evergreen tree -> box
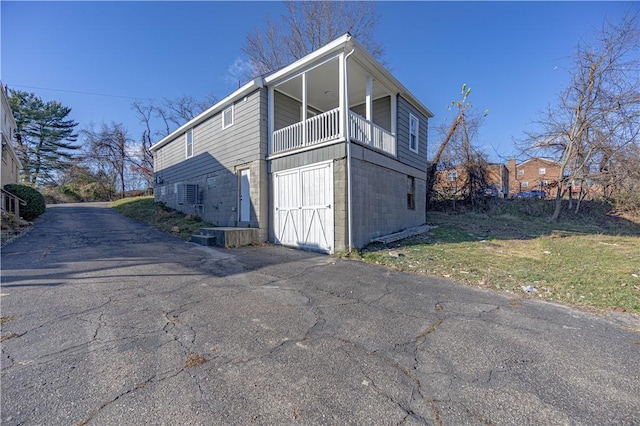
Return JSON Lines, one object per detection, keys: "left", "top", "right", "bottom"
{"left": 9, "top": 90, "right": 79, "bottom": 187}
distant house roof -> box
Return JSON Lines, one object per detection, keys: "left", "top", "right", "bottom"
{"left": 516, "top": 157, "right": 560, "bottom": 167}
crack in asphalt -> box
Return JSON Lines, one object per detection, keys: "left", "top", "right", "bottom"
{"left": 74, "top": 368, "right": 183, "bottom": 426}
{"left": 0, "top": 298, "right": 114, "bottom": 344}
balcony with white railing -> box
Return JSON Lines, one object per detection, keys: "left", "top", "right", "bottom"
{"left": 348, "top": 111, "right": 396, "bottom": 156}
{"left": 272, "top": 108, "right": 340, "bottom": 154}
{"left": 271, "top": 108, "right": 396, "bottom": 157}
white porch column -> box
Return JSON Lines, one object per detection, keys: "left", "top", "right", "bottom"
{"left": 391, "top": 93, "right": 397, "bottom": 136}
{"left": 302, "top": 72, "right": 307, "bottom": 145}
{"left": 366, "top": 76, "right": 373, "bottom": 142}
{"left": 338, "top": 52, "right": 346, "bottom": 140}
{"left": 268, "top": 86, "right": 274, "bottom": 154}
{"left": 391, "top": 93, "right": 397, "bottom": 155}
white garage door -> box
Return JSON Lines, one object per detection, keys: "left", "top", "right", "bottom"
{"left": 274, "top": 162, "right": 334, "bottom": 253}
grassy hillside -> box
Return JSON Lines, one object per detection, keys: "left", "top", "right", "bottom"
{"left": 360, "top": 200, "right": 640, "bottom": 314}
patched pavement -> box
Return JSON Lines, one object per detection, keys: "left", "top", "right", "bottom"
{"left": 1, "top": 203, "right": 639, "bottom": 425}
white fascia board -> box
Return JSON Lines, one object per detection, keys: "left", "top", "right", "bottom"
{"left": 263, "top": 33, "right": 352, "bottom": 86}
{"left": 150, "top": 78, "right": 264, "bottom": 152}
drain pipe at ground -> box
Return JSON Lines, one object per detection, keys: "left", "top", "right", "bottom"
{"left": 344, "top": 45, "right": 355, "bottom": 253}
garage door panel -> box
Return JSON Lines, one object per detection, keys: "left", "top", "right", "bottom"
{"left": 274, "top": 162, "right": 333, "bottom": 253}
{"left": 286, "top": 211, "right": 301, "bottom": 243}
{"left": 302, "top": 208, "right": 329, "bottom": 248}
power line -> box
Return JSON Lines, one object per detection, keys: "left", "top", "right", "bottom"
{"left": 6, "top": 84, "right": 157, "bottom": 102}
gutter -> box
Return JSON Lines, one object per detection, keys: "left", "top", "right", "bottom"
{"left": 344, "top": 45, "right": 356, "bottom": 253}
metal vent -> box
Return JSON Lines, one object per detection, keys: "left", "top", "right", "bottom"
{"left": 177, "top": 184, "right": 199, "bottom": 205}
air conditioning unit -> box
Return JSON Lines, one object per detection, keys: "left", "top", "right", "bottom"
{"left": 177, "top": 183, "right": 199, "bottom": 205}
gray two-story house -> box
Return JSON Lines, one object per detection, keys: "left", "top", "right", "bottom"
{"left": 150, "top": 34, "right": 433, "bottom": 253}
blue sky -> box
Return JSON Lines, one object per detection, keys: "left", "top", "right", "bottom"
{"left": 1, "top": 1, "right": 636, "bottom": 162}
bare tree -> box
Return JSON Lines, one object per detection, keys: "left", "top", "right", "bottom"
{"left": 131, "top": 94, "right": 217, "bottom": 188}
{"left": 131, "top": 101, "right": 156, "bottom": 188}
{"left": 525, "top": 13, "right": 640, "bottom": 219}
{"left": 426, "top": 84, "right": 489, "bottom": 207}
{"left": 242, "top": 1, "right": 383, "bottom": 77}
{"left": 83, "top": 123, "right": 133, "bottom": 198}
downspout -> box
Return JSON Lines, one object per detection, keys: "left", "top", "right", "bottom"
{"left": 344, "top": 46, "right": 355, "bottom": 253}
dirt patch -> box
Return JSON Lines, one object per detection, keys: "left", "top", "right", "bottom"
{"left": 0, "top": 332, "right": 18, "bottom": 342}
{"left": 0, "top": 315, "right": 16, "bottom": 325}
{"left": 184, "top": 352, "right": 209, "bottom": 369}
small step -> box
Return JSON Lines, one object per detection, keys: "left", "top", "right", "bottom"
{"left": 191, "top": 234, "right": 216, "bottom": 246}
{"left": 193, "top": 227, "right": 259, "bottom": 248}
{"left": 199, "top": 228, "right": 219, "bottom": 237}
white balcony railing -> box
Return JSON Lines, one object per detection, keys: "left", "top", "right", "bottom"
{"left": 349, "top": 111, "right": 396, "bottom": 156}
{"left": 271, "top": 108, "right": 396, "bottom": 157}
{"left": 273, "top": 108, "right": 340, "bottom": 154}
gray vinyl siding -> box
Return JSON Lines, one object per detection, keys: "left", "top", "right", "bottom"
{"left": 396, "top": 95, "right": 428, "bottom": 171}
{"left": 350, "top": 96, "right": 391, "bottom": 131}
{"left": 153, "top": 88, "right": 267, "bottom": 233}
{"left": 155, "top": 89, "right": 265, "bottom": 182}
{"left": 269, "top": 143, "right": 346, "bottom": 173}
{"left": 274, "top": 90, "right": 301, "bottom": 131}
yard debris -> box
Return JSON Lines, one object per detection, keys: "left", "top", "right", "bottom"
{"left": 371, "top": 224, "right": 437, "bottom": 245}
{"left": 521, "top": 285, "right": 537, "bottom": 293}
{"left": 543, "top": 250, "right": 551, "bottom": 255}
{"left": 388, "top": 250, "right": 405, "bottom": 258}
{"left": 171, "top": 226, "right": 180, "bottom": 234}
{"left": 612, "top": 306, "right": 626, "bottom": 313}
{"left": 632, "top": 273, "right": 639, "bottom": 278}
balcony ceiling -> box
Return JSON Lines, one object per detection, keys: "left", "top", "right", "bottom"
{"left": 276, "top": 57, "right": 389, "bottom": 112}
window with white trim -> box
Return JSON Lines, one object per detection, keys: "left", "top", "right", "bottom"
{"left": 517, "top": 169, "right": 524, "bottom": 176}
{"left": 539, "top": 167, "right": 546, "bottom": 175}
{"left": 222, "top": 105, "right": 234, "bottom": 129}
{"left": 409, "top": 114, "right": 419, "bottom": 153}
{"left": 446, "top": 170, "right": 458, "bottom": 182}
{"left": 521, "top": 181, "right": 529, "bottom": 188}
{"left": 185, "top": 129, "right": 193, "bottom": 158}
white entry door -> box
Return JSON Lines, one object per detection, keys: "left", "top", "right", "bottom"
{"left": 239, "top": 169, "right": 251, "bottom": 222}
{"left": 274, "top": 162, "right": 333, "bottom": 253}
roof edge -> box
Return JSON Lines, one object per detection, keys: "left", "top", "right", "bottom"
{"left": 150, "top": 77, "right": 264, "bottom": 152}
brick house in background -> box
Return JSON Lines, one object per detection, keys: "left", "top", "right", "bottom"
{"left": 434, "top": 162, "right": 509, "bottom": 197}
{"left": 508, "top": 158, "right": 562, "bottom": 197}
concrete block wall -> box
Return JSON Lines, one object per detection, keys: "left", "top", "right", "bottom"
{"left": 155, "top": 158, "right": 268, "bottom": 242}
{"left": 350, "top": 158, "right": 426, "bottom": 248}
{"left": 333, "top": 158, "right": 348, "bottom": 252}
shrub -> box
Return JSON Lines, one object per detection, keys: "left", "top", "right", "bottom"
{"left": 3, "top": 184, "right": 46, "bottom": 221}
{"left": 1, "top": 211, "right": 19, "bottom": 229}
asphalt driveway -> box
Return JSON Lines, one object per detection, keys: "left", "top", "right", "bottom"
{"left": 1, "top": 203, "right": 639, "bottom": 425}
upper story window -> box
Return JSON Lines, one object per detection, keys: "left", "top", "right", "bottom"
{"left": 539, "top": 167, "right": 546, "bottom": 175}
{"left": 517, "top": 169, "right": 524, "bottom": 176}
{"left": 222, "top": 105, "right": 234, "bottom": 129}
{"left": 409, "top": 114, "right": 419, "bottom": 153}
{"left": 446, "top": 170, "right": 458, "bottom": 182}
{"left": 185, "top": 129, "right": 194, "bottom": 158}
